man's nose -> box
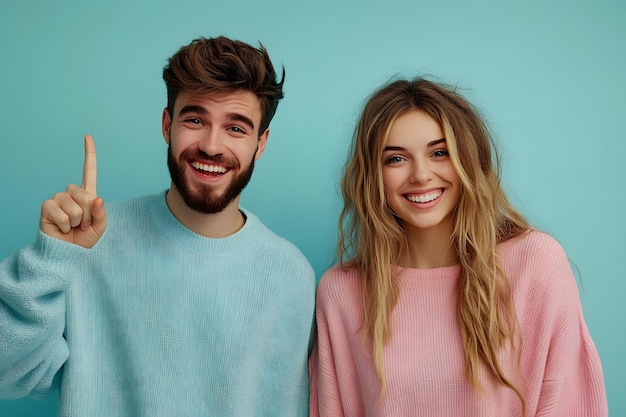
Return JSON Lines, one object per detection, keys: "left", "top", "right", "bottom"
{"left": 198, "top": 129, "right": 224, "bottom": 156}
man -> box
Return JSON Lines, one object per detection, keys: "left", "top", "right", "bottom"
{"left": 0, "top": 36, "right": 315, "bottom": 416}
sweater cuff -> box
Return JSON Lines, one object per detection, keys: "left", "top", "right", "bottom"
{"left": 33, "top": 232, "right": 91, "bottom": 274}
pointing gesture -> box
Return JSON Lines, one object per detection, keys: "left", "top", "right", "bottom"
{"left": 81, "top": 133, "right": 98, "bottom": 195}
{"left": 40, "top": 134, "right": 107, "bottom": 248}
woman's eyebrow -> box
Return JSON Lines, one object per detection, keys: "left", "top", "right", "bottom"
{"left": 428, "top": 138, "right": 446, "bottom": 147}
{"left": 383, "top": 146, "right": 406, "bottom": 152}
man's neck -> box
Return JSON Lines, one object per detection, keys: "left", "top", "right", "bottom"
{"left": 165, "top": 187, "right": 246, "bottom": 238}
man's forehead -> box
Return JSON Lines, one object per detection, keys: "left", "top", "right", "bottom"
{"left": 175, "top": 90, "right": 261, "bottom": 113}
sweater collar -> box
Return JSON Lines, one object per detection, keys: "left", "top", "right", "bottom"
{"left": 149, "top": 190, "right": 263, "bottom": 255}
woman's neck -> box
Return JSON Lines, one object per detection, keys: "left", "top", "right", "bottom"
{"left": 400, "top": 222, "right": 459, "bottom": 269}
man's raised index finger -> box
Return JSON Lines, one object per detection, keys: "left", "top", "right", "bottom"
{"left": 81, "top": 134, "right": 98, "bottom": 195}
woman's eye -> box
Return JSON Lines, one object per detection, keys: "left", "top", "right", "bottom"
{"left": 432, "top": 149, "right": 449, "bottom": 158}
{"left": 385, "top": 155, "right": 404, "bottom": 165}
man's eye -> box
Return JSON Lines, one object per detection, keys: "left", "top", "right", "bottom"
{"left": 185, "top": 118, "right": 201, "bottom": 125}
{"left": 228, "top": 126, "right": 245, "bottom": 133}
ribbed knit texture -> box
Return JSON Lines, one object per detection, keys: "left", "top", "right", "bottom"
{"left": 310, "top": 231, "right": 607, "bottom": 416}
{"left": 0, "top": 191, "right": 316, "bottom": 417}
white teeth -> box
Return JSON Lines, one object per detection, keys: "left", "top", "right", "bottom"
{"left": 191, "top": 162, "right": 227, "bottom": 173}
{"left": 407, "top": 189, "right": 442, "bottom": 203}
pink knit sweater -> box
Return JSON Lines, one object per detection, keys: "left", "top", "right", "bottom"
{"left": 310, "top": 231, "right": 607, "bottom": 416}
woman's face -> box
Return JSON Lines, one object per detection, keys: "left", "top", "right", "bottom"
{"left": 381, "top": 110, "right": 461, "bottom": 237}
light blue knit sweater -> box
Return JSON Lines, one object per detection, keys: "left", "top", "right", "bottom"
{"left": 0, "top": 192, "right": 316, "bottom": 416}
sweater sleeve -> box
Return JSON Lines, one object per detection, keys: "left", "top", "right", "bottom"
{"left": 533, "top": 239, "right": 608, "bottom": 417}
{"left": 271, "top": 261, "right": 317, "bottom": 417}
{"left": 310, "top": 272, "right": 346, "bottom": 417}
{"left": 0, "top": 232, "right": 83, "bottom": 399}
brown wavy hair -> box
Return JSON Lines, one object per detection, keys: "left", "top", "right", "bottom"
{"left": 339, "top": 77, "right": 530, "bottom": 413}
{"left": 163, "top": 36, "right": 285, "bottom": 134}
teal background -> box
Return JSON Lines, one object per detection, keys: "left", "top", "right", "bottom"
{"left": 1, "top": 0, "right": 624, "bottom": 415}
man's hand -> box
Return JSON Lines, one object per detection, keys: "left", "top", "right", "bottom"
{"left": 40, "top": 134, "right": 107, "bottom": 248}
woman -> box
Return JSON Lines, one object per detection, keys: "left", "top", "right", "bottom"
{"left": 310, "top": 78, "right": 607, "bottom": 416}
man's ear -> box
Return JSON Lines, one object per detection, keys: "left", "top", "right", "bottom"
{"left": 162, "top": 108, "right": 172, "bottom": 144}
{"left": 255, "top": 128, "right": 270, "bottom": 160}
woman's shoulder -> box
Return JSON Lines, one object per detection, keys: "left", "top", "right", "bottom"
{"left": 499, "top": 229, "right": 567, "bottom": 262}
{"left": 317, "top": 262, "right": 362, "bottom": 303}
{"left": 500, "top": 230, "right": 577, "bottom": 295}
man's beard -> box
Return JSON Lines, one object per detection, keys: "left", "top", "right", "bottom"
{"left": 167, "top": 145, "right": 255, "bottom": 214}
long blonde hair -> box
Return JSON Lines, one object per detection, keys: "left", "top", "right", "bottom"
{"left": 339, "top": 77, "right": 530, "bottom": 412}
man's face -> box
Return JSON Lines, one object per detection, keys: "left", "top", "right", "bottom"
{"left": 162, "top": 90, "right": 268, "bottom": 214}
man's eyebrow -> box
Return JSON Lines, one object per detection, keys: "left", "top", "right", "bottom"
{"left": 176, "top": 107, "right": 255, "bottom": 131}
{"left": 226, "top": 112, "right": 255, "bottom": 130}
{"left": 178, "top": 105, "right": 208, "bottom": 117}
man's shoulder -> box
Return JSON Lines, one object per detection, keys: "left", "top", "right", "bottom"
{"left": 242, "top": 209, "right": 313, "bottom": 268}
{"left": 98, "top": 193, "right": 168, "bottom": 240}
{"left": 242, "top": 209, "right": 298, "bottom": 247}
